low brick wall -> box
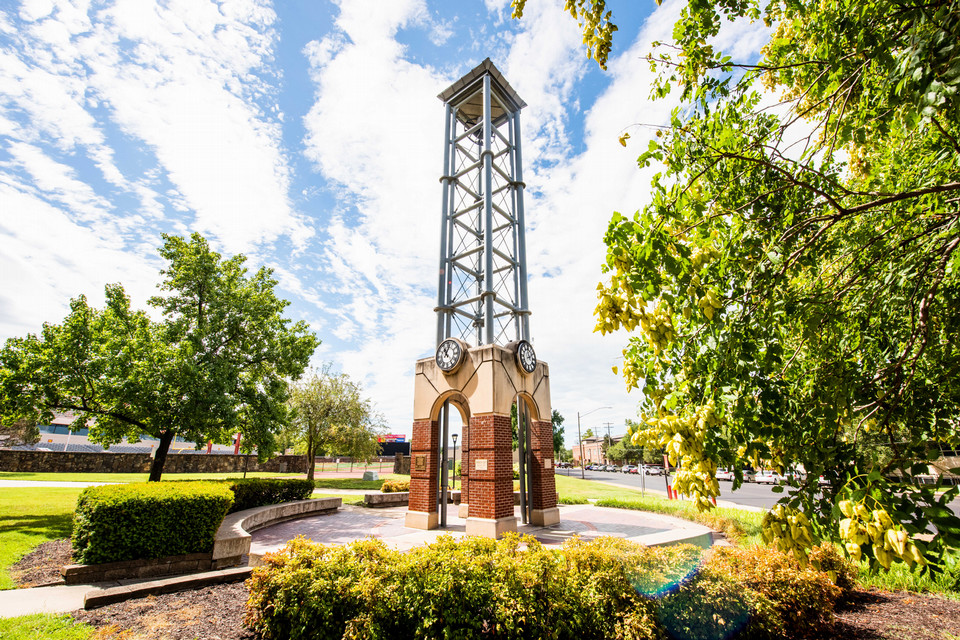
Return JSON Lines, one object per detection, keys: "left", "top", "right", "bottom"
{"left": 63, "top": 553, "right": 214, "bottom": 585}
{"left": 0, "top": 449, "right": 306, "bottom": 474}
{"left": 215, "top": 497, "right": 341, "bottom": 568}
{"left": 63, "top": 497, "right": 342, "bottom": 584}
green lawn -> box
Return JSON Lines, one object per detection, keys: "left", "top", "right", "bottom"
{"left": 312, "top": 474, "right": 404, "bottom": 491}
{"left": 0, "top": 487, "right": 81, "bottom": 590}
{"left": 0, "top": 614, "right": 93, "bottom": 639}
{"left": 313, "top": 492, "right": 365, "bottom": 506}
{"left": 555, "top": 474, "right": 653, "bottom": 501}
{"left": 0, "top": 471, "right": 297, "bottom": 483}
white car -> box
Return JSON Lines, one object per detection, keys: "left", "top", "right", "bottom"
{"left": 640, "top": 465, "right": 664, "bottom": 476}
{"left": 755, "top": 470, "right": 782, "bottom": 484}
{"left": 715, "top": 467, "right": 734, "bottom": 481}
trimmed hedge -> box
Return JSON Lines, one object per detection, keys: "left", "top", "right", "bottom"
{"left": 245, "top": 535, "right": 848, "bottom": 640}
{"left": 225, "top": 478, "right": 314, "bottom": 513}
{"left": 72, "top": 482, "right": 234, "bottom": 565}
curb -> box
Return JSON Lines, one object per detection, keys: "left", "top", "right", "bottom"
{"left": 83, "top": 566, "right": 252, "bottom": 609}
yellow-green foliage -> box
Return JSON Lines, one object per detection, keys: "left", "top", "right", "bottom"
{"left": 245, "top": 534, "right": 845, "bottom": 640}
{"left": 72, "top": 481, "right": 233, "bottom": 565}
{"left": 380, "top": 478, "right": 410, "bottom": 493}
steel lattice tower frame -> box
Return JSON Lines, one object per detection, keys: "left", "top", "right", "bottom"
{"left": 435, "top": 58, "right": 530, "bottom": 348}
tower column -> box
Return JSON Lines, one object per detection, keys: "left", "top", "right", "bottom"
{"left": 465, "top": 412, "right": 517, "bottom": 537}
{"left": 405, "top": 418, "right": 440, "bottom": 530}
{"left": 529, "top": 418, "right": 559, "bottom": 525}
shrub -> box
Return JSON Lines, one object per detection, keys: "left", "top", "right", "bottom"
{"left": 808, "top": 542, "right": 858, "bottom": 596}
{"left": 245, "top": 535, "right": 843, "bottom": 640}
{"left": 706, "top": 545, "right": 841, "bottom": 639}
{"left": 225, "top": 478, "right": 314, "bottom": 513}
{"left": 381, "top": 478, "right": 410, "bottom": 493}
{"left": 558, "top": 495, "right": 589, "bottom": 505}
{"left": 72, "top": 482, "right": 233, "bottom": 565}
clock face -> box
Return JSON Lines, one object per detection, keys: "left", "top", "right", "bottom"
{"left": 436, "top": 338, "right": 464, "bottom": 373}
{"left": 517, "top": 340, "right": 537, "bottom": 374}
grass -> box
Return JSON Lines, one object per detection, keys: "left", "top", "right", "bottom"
{"left": 313, "top": 492, "right": 364, "bottom": 506}
{"left": 0, "top": 487, "right": 81, "bottom": 589}
{"left": 554, "top": 474, "right": 653, "bottom": 501}
{"left": 0, "top": 614, "right": 94, "bottom": 639}
{"left": 312, "top": 476, "right": 403, "bottom": 490}
{"left": 0, "top": 471, "right": 297, "bottom": 483}
{"left": 855, "top": 552, "right": 960, "bottom": 600}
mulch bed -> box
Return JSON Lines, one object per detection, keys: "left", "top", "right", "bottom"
{"left": 13, "top": 540, "right": 960, "bottom": 639}
{"left": 10, "top": 538, "right": 71, "bottom": 587}
{"left": 73, "top": 583, "right": 256, "bottom": 640}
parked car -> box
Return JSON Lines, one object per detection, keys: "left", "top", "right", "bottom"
{"left": 781, "top": 470, "right": 805, "bottom": 484}
{"left": 640, "top": 465, "right": 664, "bottom": 476}
{"left": 605, "top": 464, "right": 618, "bottom": 472}
{"left": 755, "top": 470, "right": 783, "bottom": 484}
{"left": 628, "top": 466, "right": 640, "bottom": 474}
{"left": 740, "top": 467, "right": 757, "bottom": 483}
{"left": 715, "top": 467, "right": 734, "bottom": 481}
{"left": 622, "top": 465, "right": 637, "bottom": 474}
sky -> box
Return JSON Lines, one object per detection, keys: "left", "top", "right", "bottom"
{"left": 0, "top": 0, "right": 768, "bottom": 448}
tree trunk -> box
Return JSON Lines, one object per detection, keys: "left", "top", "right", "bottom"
{"left": 306, "top": 432, "right": 316, "bottom": 482}
{"left": 149, "top": 430, "right": 176, "bottom": 481}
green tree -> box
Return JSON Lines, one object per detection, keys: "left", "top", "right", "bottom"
{"left": 0, "top": 234, "right": 318, "bottom": 481}
{"left": 515, "top": 0, "right": 960, "bottom": 570}
{"left": 607, "top": 436, "right": 644, "bottom": 465}
{"left": 551, "top": 409, "right": 565, "bottom": 457}
{"left": 287, "top": 367, "right": 384, "bottom": 481}
{"left": 0, "top": 418, "right": 39, "bottom": 448}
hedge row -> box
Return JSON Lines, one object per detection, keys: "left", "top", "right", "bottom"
{"left": 225, "top": 478, "right": 314, "bottom": 513}
{"left": 72, "top": 478, "right": 314, "bottom": 565}
{"left": 245, "top": 535, "right": 852, "bottom": 640}
{"left": 72, "top": 482, "right": 233, "bottom": 565}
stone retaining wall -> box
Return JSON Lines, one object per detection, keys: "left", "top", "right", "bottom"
{"left": 63, "top": 553, "right": 215, "bottom": 585}
{"left": 0, "top": 449, "right": 306, "bottom": 474}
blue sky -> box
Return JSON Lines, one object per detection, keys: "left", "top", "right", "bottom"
{"left": 0, "top": 0, "right": 767, "bottom": 447}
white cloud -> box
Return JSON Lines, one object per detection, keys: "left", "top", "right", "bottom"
{"left": 0, "top": 181, "right": 159, "bottom": 337}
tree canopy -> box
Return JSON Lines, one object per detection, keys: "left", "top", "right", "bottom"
{"left": 286, "top": 367, "right": 384, "bottom": 481}
{"left": 0, "top": 233, "right": 319, "bottom": 480}
{"left": 551, "top": 409, "right": 566, "bottom": 456}
{"left": 515, "top": 0, "right": 960, "bottom": 570}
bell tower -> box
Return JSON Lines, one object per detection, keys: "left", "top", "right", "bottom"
{"left": 405, "top": 59, "right": 559, "bottom": 538}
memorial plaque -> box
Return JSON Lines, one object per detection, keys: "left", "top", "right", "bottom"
{"left": 414, "top": 454, "right": 427, "bottom": 472}
{"left": 475, "top": 458, "right": 488, "bottom": 471}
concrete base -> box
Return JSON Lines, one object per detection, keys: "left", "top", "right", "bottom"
{"left": 465, "top": 516, "right": 517, "bottom": 539}
{"left": 404, "top": 510, "right": 439, "bottom": 530}
{"left": 530, "top": 507, "right": 560, "bottom": 526}
{"left": 458, "top": 502, "right": 469, "bottom": 518}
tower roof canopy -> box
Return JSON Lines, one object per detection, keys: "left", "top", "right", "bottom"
{"left": 438, "top": 58, "right": 526, "bottom": 125}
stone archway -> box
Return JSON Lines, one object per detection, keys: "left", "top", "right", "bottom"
{"left": 405, "top": 343, "right": 558, "bottom": 537}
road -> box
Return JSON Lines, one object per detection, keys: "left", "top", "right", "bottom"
{"left": 555, "top": 467, "right": 960, "bottom": 515}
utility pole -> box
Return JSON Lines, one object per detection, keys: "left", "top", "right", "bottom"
{"left": 577, "top": 407, "right": 611, "bottom": 478}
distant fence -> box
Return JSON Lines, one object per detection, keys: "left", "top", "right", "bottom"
{"left": 0, "top": 449, "right": 307, "bottom": 474}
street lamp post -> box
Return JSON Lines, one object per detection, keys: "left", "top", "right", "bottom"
{"left": 577, "top": 406, "right": 611, "bottom": 479}
{"left": 451, "top": 433, "right": 458, "bottom": 490}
